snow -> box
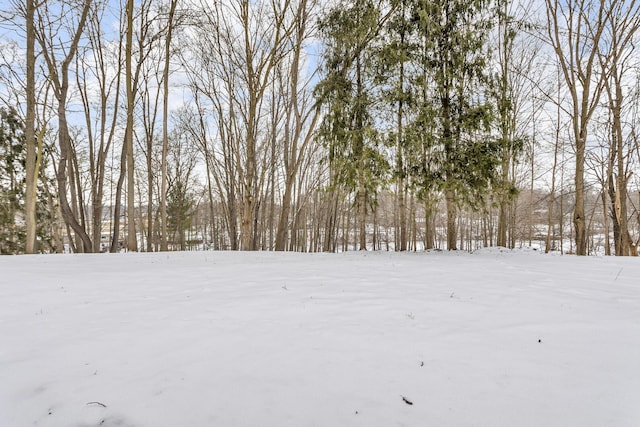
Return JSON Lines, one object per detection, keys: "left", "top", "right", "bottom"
{"left": 0, "top": 250, "right": 639, "bottom": 427}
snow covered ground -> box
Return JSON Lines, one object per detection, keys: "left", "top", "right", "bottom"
{"left": 0, "top": 249, "right": 638, "bottom": 427}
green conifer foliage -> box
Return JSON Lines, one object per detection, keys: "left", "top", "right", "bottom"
{"left": 0, "top": 107, "right": 26, "bottom": 254}
{"left": 167, "top": 182, "right": 195, "bottom": 251}
{"left": 317, "top": 0, "right": 504, "bottom": 250}
{"left": 409, "top": 0, "right": 499, "bottom": 249}
{"left": 316, "top": 0, "right": 389, "bottom": 250}
{"left": 0, "top": 107, "right": 56, "bottom": 254}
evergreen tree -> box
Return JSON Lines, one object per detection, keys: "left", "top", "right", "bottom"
{"left": 316, "top": 0, "right": 389, "bottom": 250}
{"left": 0, "top": 107, "right": 55, "bottom": 254}
{"left": 411, "top": 0, "right": 499, "bottom": 250}
{"left": 167, "top": 182, "right": 195, "bottom": 251}
{"left": 376, "top": 0, "right": 415, "bottom": 251}
{"left": 0, "top": 107, "right": 26, "bottom": 254}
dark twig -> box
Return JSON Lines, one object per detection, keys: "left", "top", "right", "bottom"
{"left": 614, "top": 268, "right": 623, "bottom": 281}
{"left": 86, "top": 401, "right": 107, "bottom": 408}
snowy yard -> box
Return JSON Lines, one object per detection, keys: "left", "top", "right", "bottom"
{"left": 0, "top": 249, "right": 638, "bottom": 427}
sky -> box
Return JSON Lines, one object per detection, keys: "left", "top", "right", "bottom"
{"left": 0, "top": 249, "right": 638, "bottom": 426}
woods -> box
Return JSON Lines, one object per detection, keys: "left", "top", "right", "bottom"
{"left": 1, "top": 0, "right": 640, "bottom": 255}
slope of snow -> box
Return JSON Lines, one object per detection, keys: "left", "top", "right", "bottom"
{"left": 0, "top": 250, "right": 638, "bottom": 426}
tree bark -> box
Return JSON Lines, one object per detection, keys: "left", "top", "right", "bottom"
{"left": 446, "top": 189, "right": 457, "bottom": 250}
{"left": 25, "top": 0, "right": 37, "bottom": 253}
{"left": 125, "top": 0, "right": 137, "bottom": 252}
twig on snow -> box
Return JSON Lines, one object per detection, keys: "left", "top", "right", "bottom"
{"left": 86, "top": 401, "right": 107, "bottom": 408}
{"left": 614, "top": 268, "right": 623, "bottom": 281}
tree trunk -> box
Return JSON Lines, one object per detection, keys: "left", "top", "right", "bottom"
{"left": 125, "top": 0, "right": 137, "bottom": 252}
{"left": 25, "top": 0, "right": 37, "bottom": 254}
{"left": 446, "top": 189, "right": 457, "bottom": 250}
{"left": 275, "top": 174, "right": 294, "bottom": 251}
{"left": 357, "top": 183, "right": 367, "bottom": 250}
{"left": 396, "top": 40, "right": 407, "bottom": 252}
{"left": 111, "top": 130, "right": 127, "bottom": 253}
{"left": 56, "top": 100, "right": 92, "bottom": 252}
{"left": 160, "top": 0, "right": 177, "bottom": 252}
{"left": 574, "top": 132, "right": 586, "bottom": 255}
{"left": 546, "top": 77, "right": 561, "bottom": 254}
{"left": 611, "top": 68, "right": 631, "bottom": 256}
{"left": 424, "top": 200, "right": 434, "bottom": 250}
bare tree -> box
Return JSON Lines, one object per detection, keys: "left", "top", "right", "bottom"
{"left": 493, "top": 0, "right": 542, "bottom": 249}
{"left": 124, "top": 0, "right": 138, "bottom": 251}
{"left": 597, "top": 0, "right": 640, "bottom": 256}
{"left": 24, "top": 0, "right": 38, "bottom": 253}
{"left": 273, "top": 0, "right": 321, "bottom": 251}
{"left": 187, "top": 0, "right": 299, "bottom": 250}
{"left": 110, "top": 0, "right": 163, "bottom": 252}
{"left": 159, "top": 0, "right": 178, "bottom": 251}
{"left": 76, "top": 1, "right": 124, "bottom": 252}
{"left": 545, "top": 0, "right": 610, "bottom": 255}
{"left": 546, "top": 68, "right": 569, "bottom": 254}
{"left": 34, "top": 0, "right": 93, "bottom": 252}
{"left": 137, "top": 46, "right": 162, "bottom": 251}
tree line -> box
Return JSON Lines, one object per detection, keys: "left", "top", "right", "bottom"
{"left": 0, "top": 0, "right": 639, "bottom": 255}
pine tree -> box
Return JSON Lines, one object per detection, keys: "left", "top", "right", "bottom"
{"left": 0, "top": 107, "right": 56, "bottom": 254}
{"left": 316, "top": 0, "right": 389, "bottom": 250}
{"left": 411, "top": 0, "right": 498, "bottom": 250}
{"left": 376, "top": 0, "right": 415, "bottom": 251}
{"left": 167, "top": 182, "right": 195, "bottom": 251}
{"left": 0, "top": 107, "right": 25, "bottom": 254}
